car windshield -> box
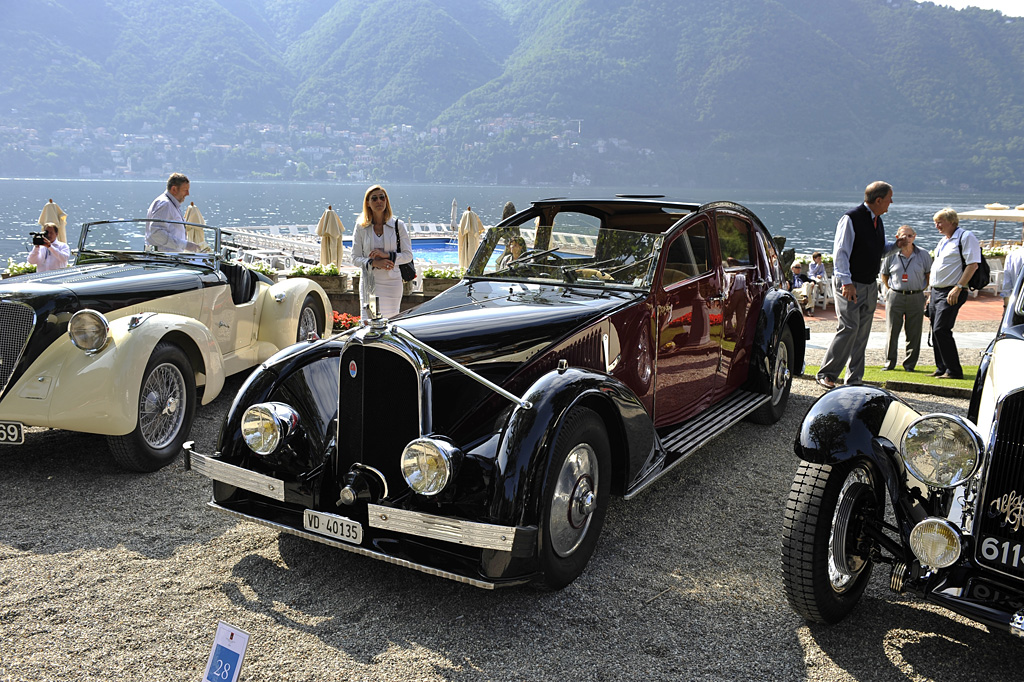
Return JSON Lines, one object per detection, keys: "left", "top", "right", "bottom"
{"left": 467, "top": 224, "right": 663, "bottom": 290}
{"left": 77, "top": 219, "right": 218, "bottom": 258}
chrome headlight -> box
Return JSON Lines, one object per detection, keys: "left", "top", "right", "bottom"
{"left": 240, "top": 402, "right": 299, "bottom": 455}
{"left": 900, "top": 414, "right": 982, "bottom": 488}
{"left": 909, "top": 518, "right": 962, "bottom": 569}
{"left": 68, "top": 309, "right": 109, "bottom": 352}
{"left": 400, "top": 438, "right": 461, "bottom": 496}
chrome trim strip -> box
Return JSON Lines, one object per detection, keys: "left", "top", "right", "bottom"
{"left": 367, "top": 503, "right": 516, "bottom": 551}
{"left": 189, "top": 453, "right": 286, "bottom": 502}
{"left": 208, "top": 502, "right": 507, "bottom": 590}
{"left": 391, "top": 325, "right": 533, "bottom": 410}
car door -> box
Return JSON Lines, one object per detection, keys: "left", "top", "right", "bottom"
{"left": 715, "top": 210, "right": 761, "bottom": 393}
{"left": 653, "top": 217, "right": 723, "bottom": 426}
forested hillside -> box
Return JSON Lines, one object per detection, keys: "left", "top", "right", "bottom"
{"left": 1, "top": 0, "right": 1022, "bottom": 190}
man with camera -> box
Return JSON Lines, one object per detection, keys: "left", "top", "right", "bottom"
{"left": 27, "top": 222, "right": 70, "bottom": 272}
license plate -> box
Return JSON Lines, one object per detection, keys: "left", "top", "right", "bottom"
{"left": 0, "top": 421, "right": 24, "bottom": 445}
{"left": 303, "top": 509, "right": 363, "bottom": 545}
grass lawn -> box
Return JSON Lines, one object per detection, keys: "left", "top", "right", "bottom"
{"left": 804, "top": 363, "right": 976, "bottom": 390}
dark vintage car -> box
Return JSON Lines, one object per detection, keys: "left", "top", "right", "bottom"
{"left": 782, "top": 271, "right": 1024, "bottom": 638}
{"left": 0, "top": 219, "right": 330, "bottom": 472}
{"left": 188, "top": 197, "right": 806, "bottom": 588}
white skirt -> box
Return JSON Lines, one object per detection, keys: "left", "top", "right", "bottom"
{"left": 361, "top": 273, "right": 404, "bottom": 320}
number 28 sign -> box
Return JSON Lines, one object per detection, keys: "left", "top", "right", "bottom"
{"left": 204, "top": 622, "right": 250, "bottom": 682}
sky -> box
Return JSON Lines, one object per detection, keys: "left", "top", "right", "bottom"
{"left": 935, "top": 1, "right": 1024, "bottom": 16}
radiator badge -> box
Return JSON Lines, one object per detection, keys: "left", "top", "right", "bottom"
{"left": 989, "top": 490, "right": 1024, "bottom": 532}
{"left": 349, "top": 360, "right": 357, "bottom": 378}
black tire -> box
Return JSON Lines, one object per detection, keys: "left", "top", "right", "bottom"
{"left": 537, "top": 406, "right": 611, "bottom": 589}
{"left": 297, "top": 294, "right": 324, "bottom": 342}
{"left": 107, "top": 342, "right": 197, "bottom": 472}
{"left": 781, "top": 460, "right": 882, "bottom": 624}
{"left": 749, "top": 325, "right": 794, "bottom": 424}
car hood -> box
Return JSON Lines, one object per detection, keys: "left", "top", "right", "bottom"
{"left": 392, "top": 280, "right": 640, "bottom": 367}
{"left": 0, "top": 261, "right": 209, "bottom": 315}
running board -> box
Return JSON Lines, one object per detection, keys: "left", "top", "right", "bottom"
{"left": 625, "top": 389, "right": 770, "bottom": 499}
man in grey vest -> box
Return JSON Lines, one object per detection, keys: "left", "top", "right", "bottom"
{"left": 816, "top": 181, "right": 904, "bottom": 389}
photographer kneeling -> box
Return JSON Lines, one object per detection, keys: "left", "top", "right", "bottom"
{"left": 27, "top": 222, "right": 70, "bottom": 272}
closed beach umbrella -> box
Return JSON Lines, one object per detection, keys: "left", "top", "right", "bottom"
{"left": 38, "top": 198, "right": 67, "bottom": 243}
{"left": 958, "top": 205, "right": 1024, "bottom": 244}
{"left": 458, "top": 206, "right": 484, "bottom": 270}
{"left": 316, "top": 205, "right": 345, "bottom": 266}
{"left": 450, "top": 198, "right": 458, "bottom": 231}
{"left": 182, "top": 201, "right": 208, "bottom": 248}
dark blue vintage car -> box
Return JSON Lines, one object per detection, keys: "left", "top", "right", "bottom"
{"left": 782, "top": 270, "right": 1024, "bottom": 639}
{"left": 188, "top": 196, "right": 806, "bottom": 588}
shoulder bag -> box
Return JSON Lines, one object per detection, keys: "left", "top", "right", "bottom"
{"left": 394, "top": 219, "right": 416, "bottom": 282}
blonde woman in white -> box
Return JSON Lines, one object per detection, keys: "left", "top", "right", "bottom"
{"left": 351, "top": 185, "right": 413, "bottom": 320}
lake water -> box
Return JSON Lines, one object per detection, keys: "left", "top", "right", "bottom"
{"left": 1, "top": 177, "right": 1017, "bottom": 263}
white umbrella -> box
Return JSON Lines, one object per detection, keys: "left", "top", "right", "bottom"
{"left": 457, "top": 206, "right": 484, "bottom": 270}
{"left": 316, "top": 205, "right": 345, "bottom": 266}
{"left": 450, "top": 198, "right": 458, "bottom": 231}
{"left": 957, "top": 205, "right": 1024, "bottom": 244}
{"left": 38, "top": 198, "right": 67, "bottom": 243}
{"left": 182, "top": 202, "right": 207, "bottom": 248}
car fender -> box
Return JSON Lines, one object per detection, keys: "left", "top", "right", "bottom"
{"left": 47, "top": 313, "right": 224, "bottom": 435}
{"left": 489, "top": 367, "right": 655, "bottom": 525}
{"left": 746, "top": 288, "right": 806, "bottom": 391}
{"left": 257, "top": 278, "right": 332, "bottom": 350}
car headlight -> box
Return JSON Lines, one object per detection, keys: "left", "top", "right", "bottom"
{"left": 240, "top": 402, "right": 299, "bottom": 455}
{"left": 900, "top": 414, "right": 982, "bottom": 488}
{"left": 68, "top": 309, "right": 110, "bottom": 352}
{"left": 400, "top": 438, "right": 461, "bottom": 496}
{"left": 909, "top": 518, "right": 962, "bottom": 569}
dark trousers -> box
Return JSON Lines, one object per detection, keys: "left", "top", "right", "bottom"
{"left": 928, "top": 286, "right": 968, "bottom": 378}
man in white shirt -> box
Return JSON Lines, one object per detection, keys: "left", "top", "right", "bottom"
{"left": 146, "top": 173, "right": 201, "bottom": 252}
{"left": 998, "top": 247, "right": 1024, "bottom": 310}
{"left": 27, "top": 222, "right": 71, "bottom": 272}
{"left": 927, "top": 207, "right": 980, "bottom": 379}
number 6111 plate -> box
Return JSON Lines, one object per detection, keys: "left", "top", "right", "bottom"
{"left": 0, "top": 421, "right": 24, "bottom": 445}
{"left": 303, "top": 509, "right": 363, "bottom": 545}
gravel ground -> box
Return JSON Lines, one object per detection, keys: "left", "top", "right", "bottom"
{"left": 1, "top": 370, "right": 1020, "bottom": 681}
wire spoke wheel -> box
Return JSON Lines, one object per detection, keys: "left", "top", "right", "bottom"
{"left": 138, "top": 362, "right": 187, "bottom": 449}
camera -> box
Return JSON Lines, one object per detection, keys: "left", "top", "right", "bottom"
{"left": 30, "top": 232, "right": 47, "bottom": 246}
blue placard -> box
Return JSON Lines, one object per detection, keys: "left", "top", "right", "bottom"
{"left": 206, "top": 644, "right": 241, "bottom": 682}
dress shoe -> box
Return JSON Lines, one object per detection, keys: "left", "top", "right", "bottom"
{"left": 816, "top": 376, "right": 836, "bottom": 390}
{"left": 881, "top": 365, "right": 895, "bottom": 371}
{"left": 941, "top": 372, "right": 964, "bottom": 380}
{"left": 929, "top": 370, "right": 945, "bottom": 377}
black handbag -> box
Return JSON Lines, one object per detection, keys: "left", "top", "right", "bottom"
{"left": 394, "top": 220, "right": 416, "bottom": 282}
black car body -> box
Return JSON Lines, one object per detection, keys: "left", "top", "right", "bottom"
{"left": 782, "top": 270, "right": 1024, "bottom": 639}
{"left": 189, "top": 197, "right": 806, "bottom": 588}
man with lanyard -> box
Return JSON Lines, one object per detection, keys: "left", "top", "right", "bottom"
{"left": 816, "top": 181, "right": 903, "bottom": 389}
{"left": 928, "top": 207, "right": 980, "bottom": 379}
{"left": 880, "top": 225, "right": 931, "bottom": 372}
{"left": 145, "top": 172, "right": 201, "bottom": 252}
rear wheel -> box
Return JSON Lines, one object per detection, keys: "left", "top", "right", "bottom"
{"left": 108, "top": 342, "right": 196, "bottom": 472}
{"left": 781, "top": 460, "right": 882, "bottom": 623}
{"left": 749, "top": 325, "right": 794, "bottom": 424}
{"left": 297, "top": 294, "right": 323, "bottom": 342}
{"left": 538, "top": 406, "right": 610, "bottom": 589}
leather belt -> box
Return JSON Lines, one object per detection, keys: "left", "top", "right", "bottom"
{"left": 890, "top": 289, "right": 923, "bottom": 295}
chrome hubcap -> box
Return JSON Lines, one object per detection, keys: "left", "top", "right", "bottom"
{"left": 549, "top": 443, "right": 599, "bottom": 558}
{"left": 298, "top": 306, "right": 318, "bottom": 340}
{"left": 772, "top": 340, "right": 790, "bottom": 405}
{"left": 829, "top": 467, "right": 872, "bottom": 591}
{"left": 139, "top": 363, "right": 186, "bottom": 449}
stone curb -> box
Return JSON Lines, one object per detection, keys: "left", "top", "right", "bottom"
{"left": 796, "top": 375, "right": 972, "bottom": 400}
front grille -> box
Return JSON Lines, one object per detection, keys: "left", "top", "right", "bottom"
{"left": 0, "top": 301, "right": 36, "bottom": 393}
{"left": 975, "top": 389, "right": 1024, "bottom": 580}
{"left": 337, "top": 344, "right": 421, "bottom": 497}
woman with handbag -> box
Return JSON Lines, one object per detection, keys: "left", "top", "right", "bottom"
{"left": 351, "top": 184, "right": 413, "bottom": 320}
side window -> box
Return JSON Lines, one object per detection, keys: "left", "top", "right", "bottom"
{"left": 663, "top": 222, "right": 711, "bottom": 286}
{"left": 717, "top": 214, "right": 753, "bottom": 267}
{"left": 753, "top": 228, "right": 783, "bottom": 281}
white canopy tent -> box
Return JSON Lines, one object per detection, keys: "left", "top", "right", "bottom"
{"left": 958, "top": 205, "right": 1024, "bottom": 244}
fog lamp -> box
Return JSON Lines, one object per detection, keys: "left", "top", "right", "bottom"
{"left": 68, "top": 309, "right": 110, "bottom": 353}
{"left": 909, "top": 518, "right": 962, "bottom": 569}
{"left": 240, "top": 402, "right": 298, "bottom": 455}
{"left": 901, "top": 414, "right": 982, "bottom": 488}
{"left": 400, "top": 438, "right": 461, "bottom": 496}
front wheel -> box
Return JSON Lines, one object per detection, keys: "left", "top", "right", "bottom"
{"left": 537, "top": 406, "right": 610, "bottom": 589}
{"left": 107, "top": 342, "right": 197, "bottom": 472}
{"left": 781, "top": 460, "right": 882, "bottom": 624}
{"left": 296, "top": 294, "right": 324, "bottom": 342}
{"left": 749, "top": 325, "right": 794, "bottom": 424}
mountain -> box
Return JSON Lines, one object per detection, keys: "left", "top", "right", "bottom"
{"left": 0, "top": 0, "right": 1022, "bottom": 191}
